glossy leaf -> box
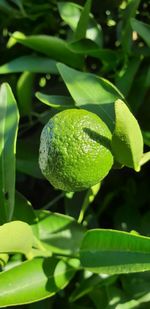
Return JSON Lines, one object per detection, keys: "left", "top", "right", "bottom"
{"left": 74, "top": 0, "right": 91, "bottom": 41}
{"left": 68, "top": 39, "right": 118, "bottom": 68}
{"left": 0, "top": 83, "right": 19, "bottom": 223}
{"left": 0, "top": 257, "right": 79, "bottom": 306}
{"left": 0, "top": 55, "right": 58, "bottom": 74}
{"left": 111, "top": 99, "right": 143, "bottom": 171}
{"left": 80, "top": 229, "right": 150, "bottom": 274}
{"left": 0, "top": 253, "right": 9, "bottom": 267}
{"left": 17, "top": 71, "right": 34, "bottom": 117}
{"left": 0, "top": 221, "right": 33, "bottom": 255}
{"left": 36, "top": 92, "right": 75, "bottom": 109}
{"left": 131, "top": 18, "right": 150, "bottom": 48}
{"left": 140, "top": 152, "right": 150, "bottom": 167}
{"left": 57, "top": 63, "right": 124, "bottom": 131}
{"left": 58, "top": 2, "right": 102, "bottom": 46}
{"left": 35, "top": 210, "right": 84, "bottom": 255}
{"left": 9, "top": 32, "right": 83, "bottom": 69}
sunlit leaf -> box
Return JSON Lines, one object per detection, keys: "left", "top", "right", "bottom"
{"left": 57, "top": 63, "right": 124, "bottom": 131}
{"left": 0, "top": 83, "right": 19, "bottom": 223}
{"left": 0, "top": 55, "right": 58, "bottom": 74}
{"left": 36, "top": 92, "right": 74, "bottom": 109}
{"left": 0, "top": 253, "right": 9, "bottom": 267}
{"left": 0, "top": 257, "right": 79, "bottom": 306}
{"left": 9, "top": 32, "right": 83, "bottom": 69}
{"left": 17, "top": 71, "right": 34, "bottom": 117}
{"left": 111, "top": 99, "right": 143, "bottom": 171}
{"left": 140, "top": 152, "right": 150, "bottom": 167}
{"left": 80, "top": 229, "right": 150, "bottom": 274}
{"left": 35, "top": 210, "right": 84, "bottom": 255}
{"left": 131, "top": 18, "right": 150, "bottom": 48}
{"left": 58, "top": 2, "right": 103, "bottom": 46}
{"left": 0, "top": 221, "right": 33, "bottom": 255}
{"left": 74, "top": 0, "right": 92, "bottom": 41}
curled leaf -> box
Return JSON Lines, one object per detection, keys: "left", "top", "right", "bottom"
{"left": 111, "top": 99, "right": 143, "bottom": 171}
{"left": 0, "top": 221, "right": 34, "bottom": 256}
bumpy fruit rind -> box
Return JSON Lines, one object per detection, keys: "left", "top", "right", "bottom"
{"left": 39, "top": 109, "right": 113, "bottom": 191}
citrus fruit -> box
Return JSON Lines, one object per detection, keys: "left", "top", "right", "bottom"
{"left": 39, "top": 108, "right": 113, "bottom": 191}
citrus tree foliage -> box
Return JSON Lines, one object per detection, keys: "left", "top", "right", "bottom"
{"left": 0, "top": 0, "right": 150, "bottom": 308}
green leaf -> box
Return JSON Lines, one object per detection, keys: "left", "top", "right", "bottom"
{"left": 69, "top": 274, "right": 101, "bottom": 303}
{"left": 58, "top": 2, "right": 102, "bottom": 46}
{"left": 0, "top": 253, "right": 9, "bottom": 267}
{"left": 111, "top": 99, "right": 143, "bottom": 171}
{"left": 35, "top": 210, "right": 84, "bottom": 255}
{"left": 142, "top": 130, "right": 150, "bottom": 147}
{"left": 122, "top": 272, "right": 150, "bottom": 303}
{"left": 36, "top": 92, "right": 75, "bottom": 109}
{"left": 74, "top": 0, "right": 91, "bottom": 41}
{"left": 131, "top": 18, "right": 150, "bottom": 48}
{"left": 13, "top": 191, "right": 38, "bottom": 237}
{"left": 0, "top": 0, "right": 21, "bottom": 17}
{"left": 16, "top": 131, "right": 43, "bottom": 179}
{"left": 58, "top": 2, "right": 80, "bottom": 32}
{"left": 0, "top": 221, "right": 33, "bottom": 255}
{"left": 120, "top": 0, "right": 141, "bottom": 53}
{"left": 140, "top": 152, "right": 150, "bottom": 167}
{"left": 89, "top": 287, "right": 108, "bottom": 309}
{"left": 9, "top": 32, "right": 83, "bottom": 69}
{"left": 57, "top": 63, "right": 124, "bottom": 131}
{"left": 80, "top": 229, "right": 150, "bottom": 274}
{"left": 115, "top": 57, "right": 141, "bottom": 97}
{"left": 68, "top": 39, "right": 118, "bottom": 69}
{"left": 128, "top": 66, "right": 150, "bottom": 113}
{"left": 70, "top": 273, "right": 116, "bottom": 303}
{"left": 17, "top": 71, "right": 34, "bottom": 117}
{"left": 0, "top": 83, "right": 19, "bottom": 224}
{"left": 0, "top": 257, "right": 79, "bottom": 306}
{"left": 0, "top": 55, "right": 58, "bottom": 74}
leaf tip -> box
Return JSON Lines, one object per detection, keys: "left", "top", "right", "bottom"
{"left": 35, "top": 91, "right": 40, "bottom": 99}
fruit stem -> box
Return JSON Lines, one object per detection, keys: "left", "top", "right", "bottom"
{"left": 78, "top": 183, "right": 101, "bottom": 224}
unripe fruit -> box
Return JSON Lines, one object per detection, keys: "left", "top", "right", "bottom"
{"left": 39, "top": 109, "right": 113, "bottom": 191}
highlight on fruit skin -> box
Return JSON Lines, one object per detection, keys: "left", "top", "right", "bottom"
{"left": 39, "top": 108, "right": 114, "bottom": 192}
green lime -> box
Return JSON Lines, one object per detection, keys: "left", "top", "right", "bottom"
{"left": 39, "top": 109, "right": 113, "bottom": 191}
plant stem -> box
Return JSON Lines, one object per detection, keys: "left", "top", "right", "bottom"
{"left": 140, "top": 151, "right": 150, "bottom": 166}
{"left": 42, "top": 192, "right": 65, "bottom": 210}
